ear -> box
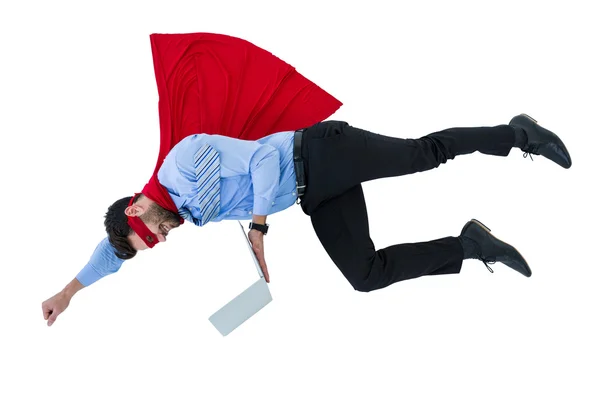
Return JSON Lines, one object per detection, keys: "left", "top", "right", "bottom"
{"left": 124, "top": 204, "right": 144, "bottom": 217}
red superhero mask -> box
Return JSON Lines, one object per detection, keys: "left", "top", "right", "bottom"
{"left": 126, "top": 194, "right": 159, "bottom": 248}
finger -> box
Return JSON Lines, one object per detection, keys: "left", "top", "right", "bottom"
{"left": 259, "top": 261, "right": 269, "bottom": 281}
{"left": 252, "top": 248, "right": 262, "bottom": 265}
{"left": 48, "top": 312, "right": 60, "bottom": 327}
{"left": 255, "top": 249, "right": 265, "bottom": 267}
{"left": 43, "top": 305, "right": 50, "bottom": 320}
{"left": 251, "top": 242, "right": 269, "bottom": 281}
{"left": 258, "top": 257, "right": 270, "bottom": 282}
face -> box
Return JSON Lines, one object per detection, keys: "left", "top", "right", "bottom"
{"left": 127, "top": 202, "right": 182, "bottom": 251}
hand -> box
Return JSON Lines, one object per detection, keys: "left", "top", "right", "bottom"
{"left": 42, "top": 291, "right": 71, "bottom": 327}
{"left": 248, "top": 228, "right": 270, "bottom": 283}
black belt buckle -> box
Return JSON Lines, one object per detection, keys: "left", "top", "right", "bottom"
{"left": 293, "top": 129, "right": 306, "bottom": 200}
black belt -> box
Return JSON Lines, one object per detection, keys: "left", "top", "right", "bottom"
{"left": 293, "top": 129, "right": 306, "bottom": 200}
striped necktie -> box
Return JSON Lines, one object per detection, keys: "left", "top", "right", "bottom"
{"left": 194, "top": 143, "right": 221, "bottom": 226}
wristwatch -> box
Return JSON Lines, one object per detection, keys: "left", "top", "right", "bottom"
{"left": 249, "top": 222, "right": 269, "bottom": 235}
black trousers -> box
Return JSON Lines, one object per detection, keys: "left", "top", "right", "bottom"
{"left": 298, "top": 120, "right": 516, "bottom": 292}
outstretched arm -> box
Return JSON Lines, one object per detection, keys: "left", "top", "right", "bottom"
{"left": 41, "top": 237, "right": 126, "bottom": 326}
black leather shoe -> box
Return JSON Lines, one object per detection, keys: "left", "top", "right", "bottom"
{"left": 509, "top": 113, "right": 572, "bottom": 169}
{"left": 460, "top": 219, "right": 532, "bottom": 277}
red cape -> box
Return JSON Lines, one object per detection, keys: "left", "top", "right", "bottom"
{"left": 140, "top": 32, "right": 342, "bottom": 218}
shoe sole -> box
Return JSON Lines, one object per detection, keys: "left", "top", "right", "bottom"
{"left": 469, "top": 218, "right": 532, "bottom": 277}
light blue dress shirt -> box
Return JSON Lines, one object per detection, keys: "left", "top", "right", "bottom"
{"left": 76, "top": 130, "right": 297, "bottom": 286}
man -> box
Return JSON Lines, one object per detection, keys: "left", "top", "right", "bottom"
{"left": 42, "top": 112, "right": 571, "bottom": 326}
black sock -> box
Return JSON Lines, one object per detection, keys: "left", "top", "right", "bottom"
{"left": 513, "top": 127, "right": 528, "bottom": 149}
{"left": 458, "top": 236, "right": 479, "bottom": 259}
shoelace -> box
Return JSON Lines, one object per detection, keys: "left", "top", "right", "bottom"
{"left": 522, "top": 144, "right": 539, "bottom": 161}
{"left": 475, "top": 251, "right": 495, "bottom": 273}
{"left": 465, "top": 236, "right": 496, "bottom": 273}
{"left": 481, "top": 259, "right": 495, "bottom": 273}
{"left": 523, "top": 152, "right": 534, "bottom": 161}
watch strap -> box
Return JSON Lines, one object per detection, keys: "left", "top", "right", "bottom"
{"left": 249, "top": 222, "right": 269, "bottom": 235}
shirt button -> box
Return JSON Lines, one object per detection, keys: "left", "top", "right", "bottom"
{"left": 248, "top": 211, "right": 252, "bottom": 214}
{"left": 292, "top": 191, "right": 296, "bottom": 195}
{"left": 272, "top": 202, "right": 275, "bottom": 205}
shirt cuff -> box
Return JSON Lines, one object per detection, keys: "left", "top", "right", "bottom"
{"left": 253, "top": 195, "right": 274, "bottom": 216}
{"left": 76, "top": 264, "right": 103, "bottom": 287}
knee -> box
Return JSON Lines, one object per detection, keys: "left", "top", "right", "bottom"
{"left": 352, "top": 282, "right": 375, "bottom": 293}
{"left": 339, "top": 258, "right": 381, "bottom": 293}
{"left": 347, "top": 274, "right": 377, "bottom": 293}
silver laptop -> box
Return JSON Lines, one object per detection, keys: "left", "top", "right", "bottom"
{"left": 208, "top": 221, "right": 273, "bottom": 336}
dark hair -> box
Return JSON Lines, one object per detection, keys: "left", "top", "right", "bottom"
{"left": 104, "top": 194, "right": 142, "bottom": 260}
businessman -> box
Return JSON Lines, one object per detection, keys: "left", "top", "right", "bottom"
{"left": 42, "top": 113, "right": 571, "bottom": 326}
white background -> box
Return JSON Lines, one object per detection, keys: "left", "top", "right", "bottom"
{"left": 1, "top": 0, "right": 599, "bottom": 399}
